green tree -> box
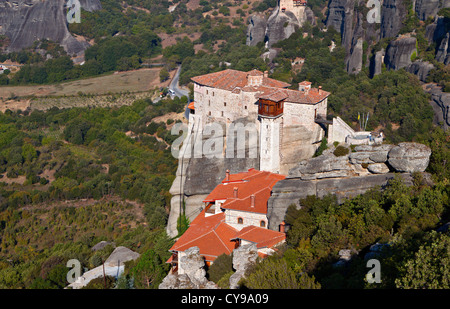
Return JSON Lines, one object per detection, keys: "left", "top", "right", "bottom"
{"left": 243, "top": 257, "right": 320, "bottom": 289}
{"left": 395, "top": 231, "right": 450, "bottom": 289}
{"left": 130, "top": 249, "right": 166, "bottom": 289}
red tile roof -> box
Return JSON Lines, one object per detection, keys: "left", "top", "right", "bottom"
{"left": 191, "top": 69, "right": 291, "bottom": 92}
{"left": 168, "top": 169, "right": 287, "bottom": 263}
{"left": 169, "top": 208, "right": 238, "bottom": 262}
{"left": 257, "top": 86, "right": 330, "bottom": 105}
{"left": 203, "top": 168, "right": 286, "bottom": 214}
{"left": 231, "top": 225, "right": 286, "bottom": 249}
{"left": 191, "top": 69, "right": 329, "bottom": 105}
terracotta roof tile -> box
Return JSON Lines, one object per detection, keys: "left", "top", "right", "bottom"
{"left": 169, "top": 209, "right": 238, "bottom": 261}
{"left": 257, "top": 86, "right": 330, "bottom": 105}
{"left": 231, "top": 225, "right": 286, "bottom": 249}
{"left": 191, "top": 69, "right": 290, "bottom": 92}
{"left": 203, "top": 169, "right": 286, "bottom": 214}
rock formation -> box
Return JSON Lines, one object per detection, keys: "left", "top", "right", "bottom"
{"left": 405, "top": 60, "right": 435, "bottom": 82}
{"left": 436, "top": 32, "right": 450, "bottom": 65}
{"left": 267, "top": 142, "right": 432, "bottom": 231}
{"left": 246, "top": 0, "right": 315, "bottom": 48}
{"left": 425, "top": 83, "right": 450, "bottom": 131}
{"left": 380, "top": 0, "right": 407, "bottom": 39}
{"left": 159, "top": 247, "right": 218, "bottom": 289}
{"left": 387, "top": 142, "right": 432, "bottom": 173}
{"left": 415, "top": 0, "right": 450, "bottom": 21}
{"left": 229, "top": 244, "right": 258, "bottom": 289}
{"left": 0, "top": 0, "right": 101, "bottom": 55}
{"left": 384, "top": 36, "right": 417, "bottom": 71}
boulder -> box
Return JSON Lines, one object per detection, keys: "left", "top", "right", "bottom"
{"left": 229, "top": 244, "right": 258, "bottom": 289}
{"left": 104, "top": 246, "right": 140, "bottom": 267}
{"left": 159, "top": 247, "right": 218, "bottom": 289}
{"left": 387, "top": 142, "right": 432, "bottom": 173}
{"left": 288, "top": 153, "right": 353, "bottom": 180}
{"left": 367, "top": 163, "right": 390, "bottom": 174}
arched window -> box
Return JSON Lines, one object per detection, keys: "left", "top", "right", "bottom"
{"left": 260, "top": 220, "right": 266, "bottom": 228}
{"left": 237, "top": 217, "right": 243, "bottom": 224}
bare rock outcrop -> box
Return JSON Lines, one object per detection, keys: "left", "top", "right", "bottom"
{"left": 384, "top": 36, "right": 417, "bottom": 71}
{"left": 246, "top": 14, "right": 268, "bottom": 46}
{"left": 387, "top": 142, "right": 432, "bottom": 173}
{"left": 436, "top": 32, "right": 450, "bottom": 65}
{"left": 415, "top": 0, "right": 450, "bottom": 21}
{"left": 229, "top": 244, "right": 258, "bottom": 289}
{"left": 0, "top": 0, "right": 101, "bottom": 55}
{"left": 405, "top": 61, "right": 436, "bottom": 82}
{"left": 425, "top": 83, "right": 450, "bottom": 131}
{"left": 380, "top": 0, "right": 408, "bottom": 39}
{"left": 266, "top": 142, "right": 432, "bottom": 231}
{"left": 159, "top": 247, "right": 218, "bottom": 289}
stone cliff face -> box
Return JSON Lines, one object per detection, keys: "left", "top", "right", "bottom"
{"left": 384, "top": 36, "right": 417, "bottom": 71}
{"left": 380, "top": 0, "right": 407, "bottom": 39}
{"left": 425, "top": 83, "right": 450, "bottom": 131}
{"left": 167, "top": 117, "right": 260, "bottom": 237}
{"left": 0, "top": 0, "right": 101, "bottom": 55}
{"left": 326, "top": 0, "right": 449, "bottom": 76}
{"left": 415, "top": 0, "right": 450, "bottom": 21}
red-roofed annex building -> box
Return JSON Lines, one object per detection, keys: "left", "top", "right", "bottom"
{"left": 167, "top": 169, "right": 287, "bottom": 274}
{"left": 188, "top": 69, "right": 330, "bottom": 174}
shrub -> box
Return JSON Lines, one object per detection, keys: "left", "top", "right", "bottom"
{"left": 333, "top": 145, "right": 349, "bottom": 157}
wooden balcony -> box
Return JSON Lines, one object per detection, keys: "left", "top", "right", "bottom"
{"left": 258, "top": 98, "right": 284, "bottom": 118}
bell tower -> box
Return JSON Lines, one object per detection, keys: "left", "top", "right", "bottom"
{"left": 258, "top": 93, "right": 286, "bottom": 174}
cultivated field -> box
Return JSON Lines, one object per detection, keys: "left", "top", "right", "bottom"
{"left": 0, "top": 67, "right": 175, "bottom": 112}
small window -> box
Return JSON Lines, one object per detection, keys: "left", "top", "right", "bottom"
{"left": 260, "top": 221, "right": 266, "bottom": 228}
{"left": 244, "top": 106, "right": 247, "bottom": 110}
{"left": 221, "top": 111, "right": 224, "bottom": 117}
{"left": 206, "top": 90, "right": 209, "bottom": 95}
{"left": 208, "top": 100, "right": 210, "bottom": 106}
{"left": 209, "top": 111, "right": 211, "bottom": 116}
{"left": 237, "top": 217, "right": 243, "bottom": 224}
{"left": 224, "top": 102, "right": 226, "bottom": 107}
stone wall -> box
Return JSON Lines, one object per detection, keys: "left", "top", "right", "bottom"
{"left": 225, "top": 209, "right": 267, "bottom": 231}
{"left": 328, "top": 116, "right": 356, "bottom": 144}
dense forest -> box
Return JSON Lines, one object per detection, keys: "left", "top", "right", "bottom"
{"left": 0, "top": 96, "right": 187, "bottom": 288}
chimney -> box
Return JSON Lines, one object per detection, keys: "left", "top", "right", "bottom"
{"left": 319, "top": 86, "right": 322, "bottom": 95}
{"left": 279, "top": 221, "right": 286, "bottom": 233}
{"left": 233, "top": 187, "right": 238, "bottom": 198}
{"left": 225, "top": 169, "right": 230, "bottom": 182}
{"left": 263, "top": 71, "right": 268, "bottom": 78}
{"left": 250, "top": 194, "right": 255, "bottom": 207}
